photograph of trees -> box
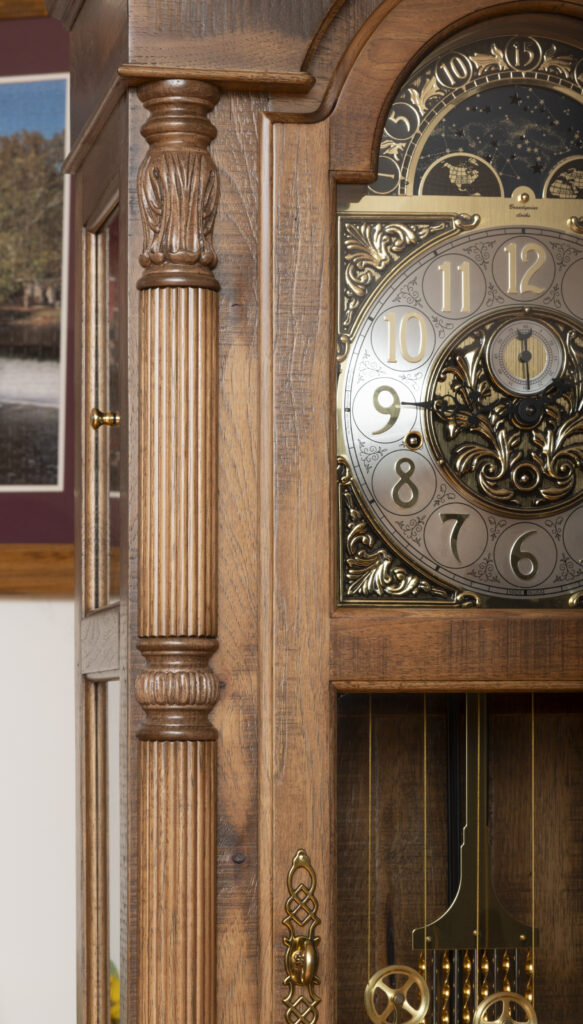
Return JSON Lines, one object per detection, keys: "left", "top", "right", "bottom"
{"left": 0, "top": 75, "right": 68, "bottom": 489}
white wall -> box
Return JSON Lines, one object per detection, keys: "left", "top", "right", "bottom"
{"left": 0, "top": 597, "right": 76, "bottom": 1024}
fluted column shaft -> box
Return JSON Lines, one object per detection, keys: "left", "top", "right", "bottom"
{"left": 135, "top": 78, "right": 220, "bottom": 1024}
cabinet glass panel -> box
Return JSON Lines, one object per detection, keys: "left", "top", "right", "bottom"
{"left": 107, "top": 677, "right": 121, "bottom": 1022}
{"left": 86, "top": 206, "right": 120, "bottom": 609}
{"left": 337, "top": 693, "right": 583, "bottom": 1024}
{"left": 106, "top": 212, "right": 120, "bottom": 601}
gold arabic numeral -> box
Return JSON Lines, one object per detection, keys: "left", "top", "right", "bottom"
{"left": 392, "top": 457, "right": 419, "bottom": 508}
{"left": 506, "top": 36, "right": 541, "bottom": 71}
{"left": 439, "top": 261, "right": 451, "bottom": 313}
{"left": 512, "top": 40, "right": 532, "bottom": 66}
{"left": 385, "top": 311, "right": 398, "bottom": 362}
{"left": 458, "top": 260, "right": 471, "bottom": 312}
{"left": 440, "top": 512, "right": 469, "bottom": 562}
{"left": 510, "top": 530, "right": 539, "bottom": 580}
{"left": 384, "top": 310, "right": 428, "bottom": 363}
{"left": 504, "top": 242, "right": 546, "bottom": 296}
{"left": 436, "top": 53, "right": 473, "bottom": 88}
{"left": 438, "top": 260, "right": 471, "bottom": 313}
{"left": 386, "top": 102, "right": 419, "bottom": 139}
{"left": 372, "top": 385, "right": 401, "bottom": 434}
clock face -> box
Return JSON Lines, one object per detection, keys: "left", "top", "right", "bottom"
{"left": 337, "top": 26, "right": 583, "bottom": 606}
{"left": 338, "top": 223, "right": 583, "bottom": 604}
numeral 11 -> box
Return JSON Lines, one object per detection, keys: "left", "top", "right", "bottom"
{"left": 438, "top": 260, "right": 471, "bottom": 313}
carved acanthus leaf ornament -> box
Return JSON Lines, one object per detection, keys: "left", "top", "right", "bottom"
{"left": 137, "top": 79, "right": 220, "bottom": 290}
{"left": 340, "top": 217, "right": 451, "bottom": 338}
{"left": 338, "top": 460, "right": 477, "bottom": 605}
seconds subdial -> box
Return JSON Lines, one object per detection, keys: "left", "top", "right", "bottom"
{"left": 487, "top": 316, "right": 564, "bottom": 395}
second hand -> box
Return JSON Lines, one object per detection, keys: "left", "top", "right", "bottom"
{"left": 517, "top": 328, "right": 533, "bottom": 391}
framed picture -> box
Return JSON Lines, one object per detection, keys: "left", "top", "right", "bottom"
{"left": 0, "top": 18, "right": 73, "bottom": 594}
{"left": 0, "top": 73, "right": 69, "bottom": 493}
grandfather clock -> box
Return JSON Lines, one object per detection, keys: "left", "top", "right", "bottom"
{"left": 47, "top": 2, "right": 583, "bottom": 1023}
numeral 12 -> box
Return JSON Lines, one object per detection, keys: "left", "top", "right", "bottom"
{"left": 504, "top": 242, "right": 546, "bottom": 295}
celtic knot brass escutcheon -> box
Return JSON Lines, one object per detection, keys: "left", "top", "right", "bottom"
{"left": 283, "top": 850, "right": 321, "bottom": 1024}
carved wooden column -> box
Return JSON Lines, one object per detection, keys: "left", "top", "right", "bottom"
{"left": 134, "top": 78, "right": 220, "bottom": 1024}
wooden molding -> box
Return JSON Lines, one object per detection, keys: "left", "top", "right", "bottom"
{"left": 138, "top": 736, "right": 216, "bottom": 1024}
{"left": 135, "top": 77, "right": 220, "bottom": 1024}
{"left": 120, "top": 63, "right": 315, "bottom": 92}
{"left": 0, "top": 543, "right": 74, "bottom": 596}
{"left": 44, "top": 0, "right": 84, "bottom": 28}
{"left": 0, "top": 0, "right": 47, "bottom": 16}
{"left": 136, "top": 637, "right": 219, "bottom": 741}
{"left": 138, "top": 286, "right": 219, "bottom": 634}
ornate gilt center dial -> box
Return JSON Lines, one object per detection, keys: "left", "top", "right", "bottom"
{"left": 425, "top": 308, "right": 583, "bottom": 514}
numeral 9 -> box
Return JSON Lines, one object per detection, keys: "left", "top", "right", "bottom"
{"left": 372, "top": 385, "right": 400, "bottom": 434}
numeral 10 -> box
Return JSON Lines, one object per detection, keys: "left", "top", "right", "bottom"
{"left": 384, "top": 311, "right": 427, "bottom": 363}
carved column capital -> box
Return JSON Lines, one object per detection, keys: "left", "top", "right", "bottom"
{"left": 136, "top": 638, "right": 219, "bottom": 741}
{"left": 137, "top": 78, "right": 220, "bottom": 291}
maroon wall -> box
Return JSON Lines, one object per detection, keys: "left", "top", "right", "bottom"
{"left": 0, "top": 16, "right": 73, "bottom": 544}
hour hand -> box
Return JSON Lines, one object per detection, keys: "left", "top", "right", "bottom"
{"left": 401, "top": 398, "right": 436, "bottom": 410}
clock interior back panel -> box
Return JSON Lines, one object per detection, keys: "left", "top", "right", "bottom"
{"left": 336, "top": 693, "right": 583, "bottom": 1024}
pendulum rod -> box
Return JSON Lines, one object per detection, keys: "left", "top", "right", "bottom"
{"left": 423, "top": 696, "right": 429, "bottom": 990}
{"left": 413, "top": 695, "right": 537, "bottom": 952}
{"left": 446, "top": 698, "right": 463, "bottom": 905}
{"left": 529, "top": 693, "right": 536, "bottom": 1007}
{"left": 475, "top": 701, "right": 481, "bottom": 1014}
{"left": 368, "top": 694, "right": 373, "bottom": 983}
{"left": 423, "top": 696, "right": 432, "bottom": 1023}
{"left": 412, "top": 695, "right": 539, "bottom": 1021}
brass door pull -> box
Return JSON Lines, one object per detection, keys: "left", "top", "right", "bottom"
{"left": 91, "top": 407, "right": 120, "bottom": 429}
{"left": 283, "top": 850, "right": 321, "bottom": 1024}
{"left": 287, "top": 936, "right": 317, "bottom": 987}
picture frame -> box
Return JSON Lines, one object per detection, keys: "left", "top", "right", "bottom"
{"left": 0, "top": 17, "right": 73, "bottom": 595}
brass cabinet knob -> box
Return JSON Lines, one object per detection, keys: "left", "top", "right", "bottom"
{"left": 90, "top": 407, "right": 120, "bottom": 430}
{"left": 287, "top": 936, "right": 317, "bottom": 987}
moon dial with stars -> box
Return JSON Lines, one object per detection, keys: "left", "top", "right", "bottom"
{"left": 415, "top": 85, "right": 583, "bottom": 198}
{"left": 371, "top": 31, "right": 583, "bottom": 198}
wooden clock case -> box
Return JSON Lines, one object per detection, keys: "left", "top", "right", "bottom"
{"left": 46, "top": 1, "right": 583, "bottom": 1023}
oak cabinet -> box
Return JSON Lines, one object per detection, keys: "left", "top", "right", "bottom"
{"left": 47, "top": 2, "right": 583, "bottom": 1023}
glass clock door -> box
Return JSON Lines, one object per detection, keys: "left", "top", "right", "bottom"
{"left": 337, "top": 20, "right": 583, "bottom": 608}
{"left": 331, "top": 14, "right": 583, "bottom": 1024}
{"left": 80, "top": 177, "right": 124, "bottom": 1024}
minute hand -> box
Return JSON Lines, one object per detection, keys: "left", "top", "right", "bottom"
{"left": 401, "top": 395, "right": 497, "bottom": 417}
